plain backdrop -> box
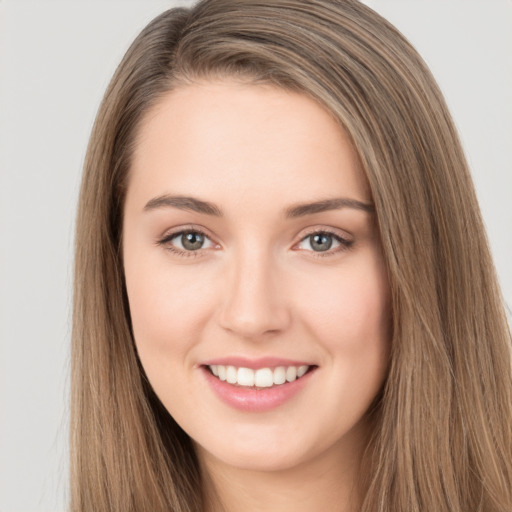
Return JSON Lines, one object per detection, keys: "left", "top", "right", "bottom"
{"left": 0, "top": 1, "right": 510, "bottom": 511}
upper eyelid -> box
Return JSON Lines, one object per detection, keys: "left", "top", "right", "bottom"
{"left": 296, "top": 225, "right": 353, "bottom": 242}
{"left": 157, "top": 224, "right": 215, "bottom": 243}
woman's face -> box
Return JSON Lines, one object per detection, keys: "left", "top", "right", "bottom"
{"left": 123, "top": 81, "right": 391, "bottom": 473}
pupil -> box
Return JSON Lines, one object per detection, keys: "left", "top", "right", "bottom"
{"left": 182, "top": 232, "right": 204, "bottom": 250}
{"left": 311, "top": 233, "right": 332, "bottom": 251}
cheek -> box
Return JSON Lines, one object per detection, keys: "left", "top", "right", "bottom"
{"left": 308, "top": 258, "right": 391, "bottom": 416}
{"left": 298, "top": 256, "right": 391, "bottom": 421}
{"left": 296, "top": 253, "right": 391, "bottom": 360}
{"left": 124, "top": 254, "right": 216, "bottom": 363}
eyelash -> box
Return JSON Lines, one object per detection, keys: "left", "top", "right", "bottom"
{"left": 156, "top": 227, "right": 353, "bottom": 259}
{"left": 156, "top": 226, "right": 214, "bottom": 259}
{"left": 298, "top": 228, "right": 354, "bottom": 258}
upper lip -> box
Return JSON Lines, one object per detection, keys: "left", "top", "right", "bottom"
{"left": 200, "top": 356, "right": 315, "bottom": 370}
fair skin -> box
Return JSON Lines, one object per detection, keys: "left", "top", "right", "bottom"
{"left": 123, "top": 80, "right": 391, "bottom": 512}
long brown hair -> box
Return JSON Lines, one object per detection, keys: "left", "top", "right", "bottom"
{"left": 72, "top": 1, "right": 512, "bottom": 510}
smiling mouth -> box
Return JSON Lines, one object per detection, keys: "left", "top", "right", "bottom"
{"left": 205, "top": 364, "right": 315, "bottom": 388}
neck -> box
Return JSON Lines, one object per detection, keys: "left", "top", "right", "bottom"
{"left": 198, "top": 429, "right": 367, "bottom": 512}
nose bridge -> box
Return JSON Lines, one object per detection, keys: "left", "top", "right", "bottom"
{"left": 219, "top": 243, "right": 290, "bottom": 339}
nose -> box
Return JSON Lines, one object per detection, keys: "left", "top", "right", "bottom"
{"left": 217, "top": 248, "right": 291, "bottom": 340}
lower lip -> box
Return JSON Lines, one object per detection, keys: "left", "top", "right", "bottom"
{"left": 201, "top": 367, "right": 315, "bottom": 412}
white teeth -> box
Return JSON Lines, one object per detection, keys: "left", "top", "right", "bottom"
{"left": 237, "top": 367, "right": 255, "bottom": 386}
{"left": 208, "top": 364, "right": 311, "bottom": 388}
{"left": 286, "top": 366, "right": 297, "bottom": 382}
{"left": 297, "top": 365, "right": 308, "bottom": 378}
{"left": 226, "top": 366, "right": 237, "bottom": 384}
{"left": 255, "top": 368, "right": 273, "bottom": 387}
{"left": 273, "top": 366, "right": 286, "bottom": 385}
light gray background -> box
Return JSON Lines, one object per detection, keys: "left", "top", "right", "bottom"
{"left": 0, "top": 1, "right": 510, "bottom": 511}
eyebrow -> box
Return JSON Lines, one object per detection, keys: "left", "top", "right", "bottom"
{"left": 143, "top": 194, "right": 374, "bottom": 217}
{"left": 285, "top": 197, "right": 374, "bottom": 217}
{"left": 144, "top": 195, "right": 223, "bottom": 216}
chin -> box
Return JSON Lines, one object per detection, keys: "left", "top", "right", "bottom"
{"left": 198, "top": 443, "right": 308, "bottom": 473}
{"left": 192, "top": 423, "right": 339, "bottom": 475}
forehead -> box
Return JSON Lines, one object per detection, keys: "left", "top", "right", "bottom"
{"left": 128, "top": 80, "right": 371, "bottom": 212}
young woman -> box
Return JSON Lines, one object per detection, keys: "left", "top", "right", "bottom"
{"left": 71, "top": 1, "right": 512, "bottom": 511}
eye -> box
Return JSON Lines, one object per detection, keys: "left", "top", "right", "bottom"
{"left": 158, "top": 229, "right": 216, "bottom": 254}
{"left": 296, "top": 231, "right": 352, "bottom": 254}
